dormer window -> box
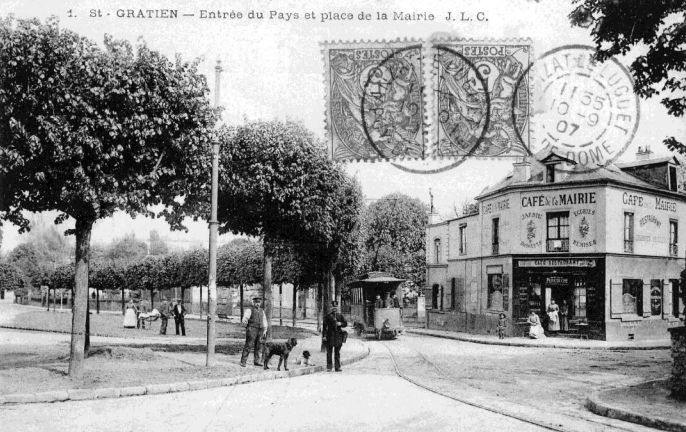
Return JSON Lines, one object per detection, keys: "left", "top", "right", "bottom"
{"left": 669, "top": 165, "right": 678, "bottom": 192}
{"left": 546, "top": 165, "right": 556, "bottom": 183}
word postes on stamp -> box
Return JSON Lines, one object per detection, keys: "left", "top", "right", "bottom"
{"left": 529, "top": 45, "right": 639, "bottom": 172}
{"left": 323, "top": 41, "right": 425, "bottom": 161}
{"left": 433, "top": 40, "right": 532, "bottom": 159}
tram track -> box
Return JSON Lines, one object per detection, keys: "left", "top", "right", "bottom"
{"left": 379, "top": 339, "right": 652, "bottom": 432}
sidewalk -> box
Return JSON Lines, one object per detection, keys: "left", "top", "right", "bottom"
{"left": 0, "top": 327, "right": 368, "bottom": 405}
{"left": 407, "top": 327, "right": 671, "bottom": 350}
{"left": 587, "top": 379, "right": 686, "bottom": 432}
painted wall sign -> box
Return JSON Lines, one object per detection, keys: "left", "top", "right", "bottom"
{"left": 517, "top": 259, "right": 596, "bottom": 268}
{"left": 482, "top": 198, "right": 510, "bottom": 214}
{"left": 639, "top": 214, "right": 662, "bottom": 227}
{"left": 622, "top": 192, "right": 677, "bottom": 213}
{"left": 572, "top": 208, "right": 597, "bottom": 248}
{"left": 521, "top": 191, "right": 596, "bottom": 208}
{"left": 520, "top": 212, "right": 543, "bottom": 248}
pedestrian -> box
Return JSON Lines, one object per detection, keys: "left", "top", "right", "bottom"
{"left": 560, "top": 300, "right": 570, "bottom": 332}
{"left": 547, "top": 300, "right": 560, "bottom": 335}
{"left": 172, "top": 298, "right": 187, "bottom": 336}
{"left": 527, "top": 311, "right": 546, "bottom": 339}
{"left": 322, "top": 301, "right": 347, "bottom": 372}
{"left": 123, "top": 299, "right": 138, "bottom": 328}
{"left": 240, "top": 297, "right": 268, "bottom": 367}
{"left": 391, "top": 293, "right": 400, "bottom": 308}
{"left": 374, "top": 294, "right": 383, "bottom": 309}
{"left": 496, "top": 313, "right": 507, "bottom": 339}
{"left": 159, "top": 298, "right": 170, "bottom": 335}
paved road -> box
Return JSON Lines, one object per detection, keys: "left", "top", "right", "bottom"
{"left": 0, "top": 332, "right": 670, "bottom": 431}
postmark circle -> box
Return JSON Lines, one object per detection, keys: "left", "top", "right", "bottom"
{"left": 514, "top": 45, "right": 640, "bottom": 173}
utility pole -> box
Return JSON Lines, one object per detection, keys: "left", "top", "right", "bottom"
{"left": 206, "top": 60, "right": 222, "bottom": 367}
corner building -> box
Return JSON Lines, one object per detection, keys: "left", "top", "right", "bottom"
{"left": 426, "top": 151, "right": 685, "bottom": 341}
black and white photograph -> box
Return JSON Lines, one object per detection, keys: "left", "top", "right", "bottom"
{"left": 0, "top": 0, "right": 685, "bottom": 430}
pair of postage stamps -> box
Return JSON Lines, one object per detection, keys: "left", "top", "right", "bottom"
{"left": 323, "top": 39, "right": 639, "bottom": 173}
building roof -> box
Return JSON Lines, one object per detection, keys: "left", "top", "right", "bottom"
{"left": 477, "top": 154, "right": 683, "bottom": 201}
{"left": 615, "top": 156, "right": 680, "bottom": 169}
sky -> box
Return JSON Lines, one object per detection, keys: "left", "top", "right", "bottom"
{"left": 1, "top": 0, "right": 684, "bottom": 253}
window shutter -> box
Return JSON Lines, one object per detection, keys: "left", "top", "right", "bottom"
{"left": 502, "top": 273, "right": 510, "bottom": 311}
{"left": 456, "top": 278, "right": 465, "bottom": 312}
{"left": 663, "top": 279, "right": 672, "bottom": 319}
{"left": 642, "top": 282, "right": 651, "bottom": 317}
{"left": 610, "top": 280, "right": 623, "bottom": 318}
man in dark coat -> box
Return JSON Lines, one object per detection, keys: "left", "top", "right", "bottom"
{"left": 172, "top": 299, "right": 187, "bottom": 336}
{"left": 322, "top": 301, "right": 347, "bottom": 372}
{"left": 240, "top": 297, "right": 268, "bottom": 367}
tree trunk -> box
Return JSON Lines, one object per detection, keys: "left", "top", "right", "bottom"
{"left": 121, "top": 287, "right": 125, "bottom": 316}
{"left": 85, "top": 298, "right": 90, "bottom": 355}
{"left": 263, "top": 244, "right": 273, "bottom": 340}
{"left": 150, "top": 286, "right": 154, "bottom": 310}
{"left": 68, "top": 218, "right": 93, "bottom": 378}
{"left": 316, "top": 283, "right": 322, "bottom": 333}
{"left": 96, "top": 288, "right": 100, "bottom": 314}
{"left": 279, "top": 282, "right": 283, "bottom": 326}
{"left": 240, "top": 283, "right": 244, "bottom": 320}
{"left": 292, "top": 284, "right": 297, "bottom": 327}
{"left": 325, "top": 264, "right": 335, "bottom": 316}
{"left": 199, "top": 285, "right": 202, "bottom": 319}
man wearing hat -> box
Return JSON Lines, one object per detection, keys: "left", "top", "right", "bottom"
{"left": 172, "top": 298, "right": 187, "bottom": 336}
{"left": 240, "top": 297, "right": 268, "bottom": 367}
{"left": 322, "top": 300, "right": 347, "bottom": 372}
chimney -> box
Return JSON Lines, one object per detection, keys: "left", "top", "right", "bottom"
{"left": 512, "top": 159, "right": 531, "bottom": 182}
{"left": 636, "top": 145, "right": 653, "bottom": 161}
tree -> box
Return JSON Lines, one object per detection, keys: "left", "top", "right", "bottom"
{"left": 148, "top": 230, "right": 169, "bottom": 256}
{"left": 217, "top": 120, "right": 350, "bottom": 337}
{"left": 6, "top": 243, "right": 46, "bottom": 287}
{"left": 104, "top": 234, "right": 149, "bottom": 267}
{"left": 570, "top": 0, "right": 686, "bottom": 152}
{"left": 0, "top": 18, "right": 217, "bottom": 377}
{"left": 0, "top": 262, "right": 28, "bottom": 295}
{"left": 361, "top": 193, "right": 428, "bottom": 285}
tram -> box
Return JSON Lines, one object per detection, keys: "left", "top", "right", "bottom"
{"left": 347, "top": 272, "right": 405, "bottom": 340}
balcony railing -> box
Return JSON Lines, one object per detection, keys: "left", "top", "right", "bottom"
{"left": 624, "top": 240, "right": 634, "bottom": 253}
{"left": 492, "top": 243, "right": 499, "bottom": 255}
{"left": 670, "top": 243, "right": 678, "bottom": 257}
{"left": 546, "top": 238, "right": 569, "bottom": 252}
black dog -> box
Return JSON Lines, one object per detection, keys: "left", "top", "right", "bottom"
{"left": 263, "top": 338, "right": 297, "bottom": 371}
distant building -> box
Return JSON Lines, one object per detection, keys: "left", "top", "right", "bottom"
{"left": 426, "top": 150, "right": 685, "bottom": 341}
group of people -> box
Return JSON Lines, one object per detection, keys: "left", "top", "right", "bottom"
{"left": 240, "top": 296, "right": 347, "bottom": 372}
{"left": 527, "top": 299, "right": 570, "bottom": 339}
{"left": 123, "top": 298, "right": 187, "bottom": 336}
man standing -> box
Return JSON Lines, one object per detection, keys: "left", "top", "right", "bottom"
{"left": 240, "top": 297, "right": 268, "bottom": 367}
{"left": 172, "top": 298, "right": 187, "bottom": 336}
{"left": 322, "top": 301, "right": 347, "bottom": 372}
{"left": 159, "top": 298, "right": 170, "bottom": 335}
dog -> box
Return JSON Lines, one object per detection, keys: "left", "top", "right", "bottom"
{"left": 263, "top": 337, "right": 297, "bottom": 371}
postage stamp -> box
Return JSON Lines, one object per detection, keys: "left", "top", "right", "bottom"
{"left": 322, "top": 40, "right": 426, "bottom": 161}
{"left": 432, "top": 39, "right": 532, "bottom": 159}
{"left": 526, "top": 45, "right": 640, "bottom": 172}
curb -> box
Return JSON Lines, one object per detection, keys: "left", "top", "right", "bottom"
{"left": 406, "top": 329, "right": 670, "bottom": 351}
{"left": 586, "top": 387, "right": 686, "bottom": 432}
{"left": 0, "top": 343, "right": 370, "bottom": 406}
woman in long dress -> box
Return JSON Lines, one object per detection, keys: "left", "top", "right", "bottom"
{"left": 123, "top": 300, "right": 138, "bottom": 328}
{"left": 547, "top": 300, "right": 560, "bottom": 334}
{"left": 527, "top": 311, "right": 546, "bottom": 339}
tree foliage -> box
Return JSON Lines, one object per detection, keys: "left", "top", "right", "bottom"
{"left": 0, "top": 262, "right": 29, "bottom": 292}
{"left": 360, "top": 193, "right": 427, "bottom": 285}
{"left": 0, "top": 17, "right": 217, "bottom": 377}
{"left": 570, "top": 0, "right": 686, "bottom": 152}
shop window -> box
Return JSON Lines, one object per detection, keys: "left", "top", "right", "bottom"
{"left": 672, "top": 279, "right": 681, "bottom": 318}
{"left": 624, "top": 213, "right": 634, "bottom": 253}
{"left": 459, "top": 224, "right": 467, "bottom": 255}
{"left": 492, "top": 218, "right": 500, "bottom": 255}
{"left": 622, "top": 279, "right": 643, "bottom": 315}
{"left": 670, "top": 220, "right": 678, "bottom": 257}
{"left": 434, "top": 238, "right": 441, "bottom": 263}
{"left": 573, "top": 280, "right": 587, "bottom": 319}
{"left": 546, "top": 212, "right": 569, "bottom": 252}
{"left": 650, "top": 280, "right": 662, "bottom": 316}
{"left": 487, "top": 274, "right": 504, "bottom": 310}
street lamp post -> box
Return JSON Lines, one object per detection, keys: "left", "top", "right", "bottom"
{"left": 206, "top": 60, "right": 222, "bottom": 367}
